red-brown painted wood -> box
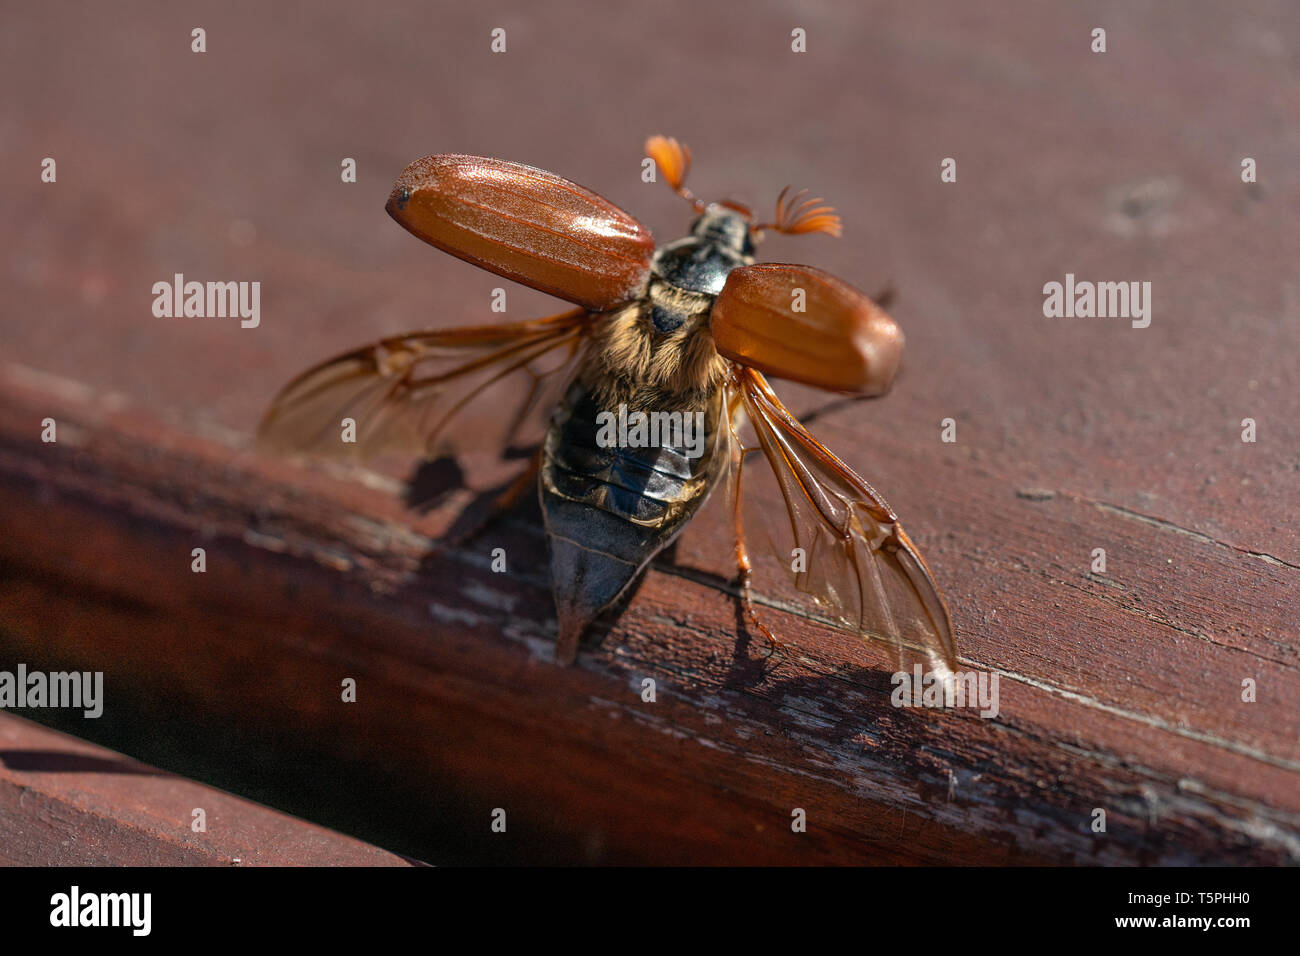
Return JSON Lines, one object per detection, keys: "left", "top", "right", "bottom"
{"left": 0, "top": 713, "right": 418, "bottom": 866}
{"left": 0, "top": 364, "right": 1294, "bottom": 864}
{"left": 0, "top": 1, "right": 1295, "bottom": 865}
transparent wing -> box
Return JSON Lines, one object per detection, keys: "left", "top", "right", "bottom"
{"left": 257, "top": 308, "right": 594, "bottom": 460}
{"left": 727, "top": 365, "right": 957, "bottom": 677}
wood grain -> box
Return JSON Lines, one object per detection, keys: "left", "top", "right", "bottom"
{"left": 1, "top": 362, "right": 1294, "bottom": 864}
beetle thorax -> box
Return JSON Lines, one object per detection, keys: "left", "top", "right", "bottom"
{"left": 579, "top": 206, "right": 749, "bottom": 412}
{"left": 580, "top": 283, "right": 728, "bottom": 413}
{"left": 650, "top": 207, "right": 755, "bottom": 298}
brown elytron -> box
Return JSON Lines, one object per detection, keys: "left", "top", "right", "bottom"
{"left": 259, "top": 136, "right": 956, "bottom": 678}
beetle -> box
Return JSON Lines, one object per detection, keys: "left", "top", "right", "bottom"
{"left": 258, "top": 136, "right": 956, "bottom": 677}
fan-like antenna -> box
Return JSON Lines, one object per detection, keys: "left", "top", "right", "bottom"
{"left": 755, "top": 186, "right": 842, "bottom": 238}
{"left": 645, "top": 135, "right": 705, "bottom": 213}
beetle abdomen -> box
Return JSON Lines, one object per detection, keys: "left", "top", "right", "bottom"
{"left": 540, "top": 384, "right": 725, "bottom": 663}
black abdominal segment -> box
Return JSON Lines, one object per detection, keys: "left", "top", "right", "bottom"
{"left": 540, "top": 383, "right": 724, "bottom": 663}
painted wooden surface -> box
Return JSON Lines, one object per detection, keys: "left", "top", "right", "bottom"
{"left": 0, "top": 712, "right": 417, "bottom": 866}
{"left": 0, "top": 1, "right": 1296, "bottom": 864}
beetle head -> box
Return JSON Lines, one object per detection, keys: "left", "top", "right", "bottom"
{"left": 689, "top": 203, "right": 756, "bottom": 257}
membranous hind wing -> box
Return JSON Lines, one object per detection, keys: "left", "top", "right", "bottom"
{"left": 260, "top": 149, "right": 657, "bottom": 462}
{"left": 729, "top": 366, "right": 957, "bottom": 678}
{"left": 257, "top": 309, "right": 593, "bottom": 460}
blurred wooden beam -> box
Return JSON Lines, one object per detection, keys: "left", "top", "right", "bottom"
{"left": 0, "top": 711, "right": 418, "bottom": 866}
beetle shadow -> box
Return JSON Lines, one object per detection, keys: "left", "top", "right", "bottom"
{"left": 633, "top": 544, "right": 786, "bottom": 691}
{"left": 404, "top": 448, "right": 544, "bottom": 543}
{"left": 580, "top": 555, "right": 911, "bottom": 748}
{"left": 797, "top": 393, "right": 871, "bottom": 431}
{"left": 792, "top": 376, "right": 912, "bottom": 432}
{"left": 404, "top": 456, "right": 467, "bottom": 513}
{"left": 405, "top": 443, "right": 536, "bottom": 513}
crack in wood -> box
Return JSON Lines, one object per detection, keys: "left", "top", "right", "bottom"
{"left": 1073, "top": 495, "right": 1300, "bottom": 572}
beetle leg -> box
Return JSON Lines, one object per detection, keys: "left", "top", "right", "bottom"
{"left": 728, "top": 414, "right": 785, "bottom": 658}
